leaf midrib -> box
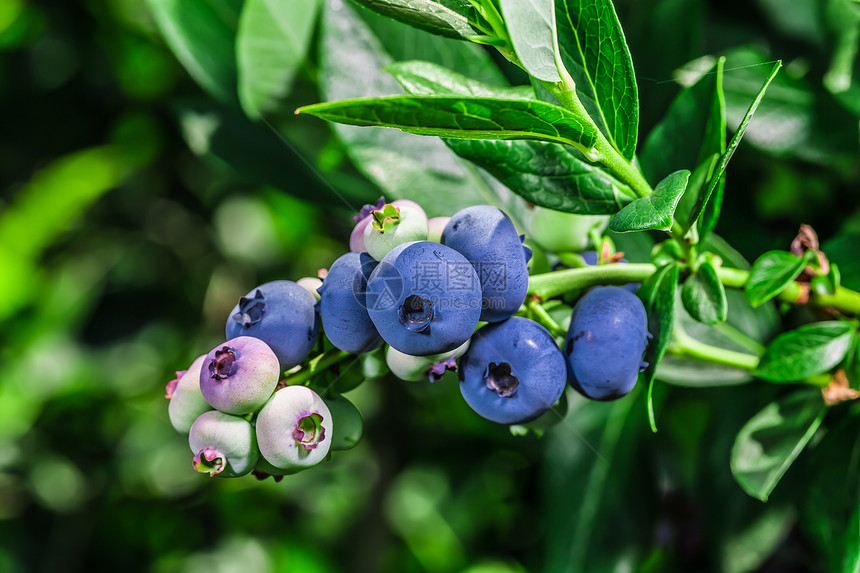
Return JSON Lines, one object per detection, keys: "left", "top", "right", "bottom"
{"left": 558, "top": 2, "right": 618, "bottom": 152}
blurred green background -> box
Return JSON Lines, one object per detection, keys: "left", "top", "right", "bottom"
{"left": 1, "top": 0, "right": 859, "bottom": 571}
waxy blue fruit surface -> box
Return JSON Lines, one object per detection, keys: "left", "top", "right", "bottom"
{"left": 226, "top": 280, "right": 319, "bottom": 371}
{"left": 317, "top": 252, "right": 382, "bottom": 353}
{"left": 565, "top": 286, "right": 648, "bottom": 401}
{"left": 366, "top": 241, "right": 481, "bottom": 356}
{"left": 459, "top": 317, "right": 566, "bottom": 424}
{"left": 442, "top": 206, "right": 529, "bottom": 322}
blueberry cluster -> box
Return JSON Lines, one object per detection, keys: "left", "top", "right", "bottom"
{"left": 165, "top": 198, "right": 651, "bottom": 480}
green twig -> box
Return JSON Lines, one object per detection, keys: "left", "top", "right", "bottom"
{"left": 669, "top": 326, "right": 760, "bottom": 370}
{"left": 528, "top": 263, "right": 860, "bottom": 316}
{"left": 282, "top": 349, "right": 352, "bottom": 387}
{"left": 528, "top": 299, "right": 567, "bottom": 337}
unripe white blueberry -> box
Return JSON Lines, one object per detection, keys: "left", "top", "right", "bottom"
{"left": 189, "top": 410, "right": 259, "bottom": 477}
{"left": 255, "top": 386, "right": 333, "bottom": 471}
{"left": 385, "top": 339, "right": 470, "bottom": 382}
{"left": 427, "top": 216, "right": 450, "bottom": 243}
{"left": 166, "top": 354, "right": 212, "bottom": 433}
{"left": 363, "top": 202, "right": 429, "bottom": 261}
{"left": 296, "top": 277, "right": 324, "bottom": 301}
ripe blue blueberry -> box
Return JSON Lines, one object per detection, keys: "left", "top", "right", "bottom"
{"left": 255, "top": 385, "right": 333, "bottom": 471}
{"left": 442, "top": 206, "right": 530, "bottom": 322}
{"left": 199, "top": 336, "right": 280, "bottom": 415}
{"left": 366, "top": 241, "right": 481, "bottom": 356}
{"left": 317, "top": 252, "right": 382, "bottom": 353}
{"left": 565, "top": 286, "right": 649, "bottom": 401}
{"left": 166, "top": 354, "right": 212, "bottom": 433}
{"left": 226, "top": 280, "right": 319, "bottom": 371}
{"left": 459, "top": 317, "right": 566, "bottom": 424}
{"left": 189, "top": 410, "right": 259, "bottom": 477}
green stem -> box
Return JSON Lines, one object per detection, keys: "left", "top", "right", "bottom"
{"left": 670, "top": 327, "right": 760, "bottom": 370}
{"left": 717, "top": 267, "right": 860, "bottom": 315}
{"left": 529, "top": 263, "right": 860, "bottom": 316}
{"left": 282, "top": 349, "right": 352, "bottom": 387}
{"left": 670, "top": 330, "right": 835, "bottom": 388}
{"left": 545, "top": 81, "right": 653, "bottom": 199}
{"left": 715, "top": 322, "right": 766, "bottom": 355}
{"left": 541, "top": 78, "right": 704, "bottom": 263}
{"left": 529, "top": 263, "right": 657, "bottom": 299}
{"left": 528, "top": 299, "right": 566, "bottom": 337}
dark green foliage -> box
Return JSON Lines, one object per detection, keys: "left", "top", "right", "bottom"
{"left": 3, "top": 0, "right": 860, "bottom": 572}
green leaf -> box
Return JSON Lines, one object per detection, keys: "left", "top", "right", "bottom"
{"left": 799, "top": 412, "right": 860, "bottom": 572}
{"left": 385, "top": 60, "right": 629, "bottom": 216}
{"left": 297, "top": 95, "right": 600, "bottom": 150}
{"left": 722, "top": 46, "right": 860, "bottom": 163}
{"left": 640, "top": 57, "right": 726, "bottom": 185}
{"left": 609, "top": 169, "right": 690, "bottom": 232}
{"left": 236, "top": 0, "right": 321, "bottom": 119}
{"left": 319, "top": 1, "right": 507, "bottom": 217}
{"left": 745, "top": 250, "right": 811, "bottom": 307}
{"left": 682, "top": 259, "right": 728, "bottom": 326}
{"left": 146, "top": 0, "right": 242, "bottom": 103}
{"left": 555, "top": 0, "right": 639, "bottom": 160}
{"left": 446, "top": 139, "right": 632, "bottom": 214}
{"left": 385, "top": 60, "right": 534, "bottom": 98}
{"left": 689, "top": 60, "right": 782, "bottom": 229}
{"left": 638, "top": 57, "right": 727, "bottom": 239}
{"left": 362, "top": 8, "right": 506, "bottom": 85}
{"left": 824, "top": 232, "right": 860, "bottom": 291}
{"left": 498, "top": 0, "right": 560, "bottom": 82}
{"left": 754, "top": 321, "right": 856, "bottom": 382}
{"left": 349, "top": 0, "right": 487, "bottom": 40}
{"left": 731, "top": 389, "right": 826, "bottom": 501}
{"left": 698, "top": 167, "right": 725, "bottom": 241}
{"left": 638, "top": 263, "right": 680, "bottom": 431}
{"left": 659, "top": 237, "right": 780, "bottom": 388}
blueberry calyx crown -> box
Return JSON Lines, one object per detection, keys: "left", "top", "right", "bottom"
{"left": 209, "top": 347, "right": 239, "bottom": 380}
{"left": 398, "top": 294, "right": 434, "bottom": 333}
{"left": 484, "top": 362, "right": 519, "bottom": 397}
{"left": 165, "top": 370, "right": 185, "bottom": 399}
{"left": 428, "top": 356, "right": 458, "bottom": 382}
{"left": 355, "top": 196, "right": 386, "bottom": 222}
{"left": 370, "top": 204, "right": 400, "bottom": 233}
{"left": 232, "top": 289, "right": 267, "bottom": 328}
{"left": 293, "top": 412, "right": 326, "bottom": 450}
{"left": 193, "top": 448, "right": 225, "bottom": 476}
{"left": 519, "top": 235, "right": 533, "bottom": 264}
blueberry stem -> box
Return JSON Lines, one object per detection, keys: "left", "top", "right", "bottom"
{"left": 542, "top": 78, "right": 696, "bottom": 258}
{"left": 669, "top": 326, "right": 760, "bottom": 370}
{"left": 281, "top": 349, "right": 352, "bottom": 387}
{"left": 528, "top": 263, "right": 860, "bottom": 315}
{"left": 669, "top": 329, "right": 834, "bottom": 387}
{"left": 527, "top": 299, "right": 566, "bottom": 338}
